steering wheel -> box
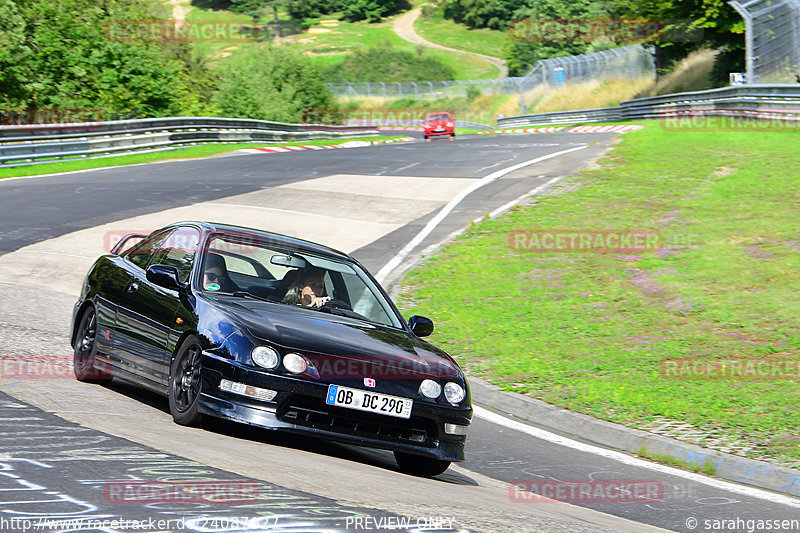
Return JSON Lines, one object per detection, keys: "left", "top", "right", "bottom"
{"left": 320, "top": 298, "right": 353, "bottom": 311}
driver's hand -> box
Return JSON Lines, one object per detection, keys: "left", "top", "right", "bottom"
{"left": 310, "top": 296, "right": 331, "bottom": 308}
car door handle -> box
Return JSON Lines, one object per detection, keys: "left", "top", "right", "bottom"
{"left": 127, "top": 282, "right": 139, "bottom": 293}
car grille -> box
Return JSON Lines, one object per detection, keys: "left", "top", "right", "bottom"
{"left": 278, "top": 395, "right": 434, "bottom": 446}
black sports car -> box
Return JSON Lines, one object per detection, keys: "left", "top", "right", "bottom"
{"left": 71, "top": 222, "right": 471, "bottom": 476}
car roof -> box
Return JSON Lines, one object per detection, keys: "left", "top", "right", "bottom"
{"left": 160, "top": 221, "right": 352, "bottom": 260}
{"left": 425, "top": 112, "right": 451, "bottom": 117}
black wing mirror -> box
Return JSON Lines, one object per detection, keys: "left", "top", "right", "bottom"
{"left": 146, "top": 265, "right": 182, "bottom": 291}
{"left": 408, "top": 315, "right": 434, "bottom": 337}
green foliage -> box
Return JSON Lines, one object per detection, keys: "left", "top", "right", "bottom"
{"left": 341, "top": 0, "right": 408, "bottom": 22}
{"left": 0, "top": 0, "right": 217, "bottom": 118}
{"left": 441, "top": 0, "right": 745, "bottom": 82}
{"left": 214, "top": 45, "right": 333, "bottom": 122}
{"left": 285, "top": 0, "right": 345, "bottom": 19}
{"left": 284, "top": 0, "right": 406, "bottom": 22}
{"left": 323, "top": 41, "right": 455, "bottom": 82}
{"left": 443, "top": 0, "right": 516, "bottom": 30}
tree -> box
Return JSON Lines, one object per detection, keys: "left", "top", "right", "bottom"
{"left": 0, "top": 0, "right": 211, "bottom": 118}
{"left": 606, "top": 0, "right": 744, "bottom": 82}
{"left": 214, "top": 45, "right": 333, "bottom": 122}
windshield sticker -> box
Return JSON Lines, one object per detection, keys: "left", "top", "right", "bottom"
{"left": 205, "top": 283, "right": 220, "bottom": 291}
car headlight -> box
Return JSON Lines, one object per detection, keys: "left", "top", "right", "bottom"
{"left": 252, "top": 346, "right": 279, "bottom": 369}
{"left": 283, "top": 353, "right": 308, "bottom": 374}
{"left": 443, "top": 382, "right": 465, "bottom": 405}
{"left": 419, "top": 379, "right": 442, "bottom": 399}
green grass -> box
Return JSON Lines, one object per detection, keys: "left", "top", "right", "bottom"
{"left": 0, "top": 136, "right": 407, "bottom": 179}
{"left": 284, "top": 16, "right": 499, "bottom": 80}
{"left": 173, "top": 3, "right": 500, "bottom": 79}
{"left": 398, "top": 123, "right": 800, "bottom": 466}
{"left": 637, "top": 446, "right": 718, "bottom": 475}
{"left": 183, "top": 3, "right": 260, "bottom": 61}
{"left": 414, "top": 8, "right": 509, "bottom": 59}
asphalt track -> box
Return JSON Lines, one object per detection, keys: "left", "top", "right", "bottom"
{"left": 0, "top": 134, "right": 797, "bottom": 533}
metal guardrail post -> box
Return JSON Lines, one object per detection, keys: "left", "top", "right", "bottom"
{"left": 730, "top": 1, "right": 756, "bottom": 83}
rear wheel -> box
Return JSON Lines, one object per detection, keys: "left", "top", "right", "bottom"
{"left": 394, "top": 451, "right": 450, "bottom": 477}
{"left": 169, "top": 336, "right": 203, "bottom": 426}
{"left": 73, "top": 307, "right": 112, "bottom": 384}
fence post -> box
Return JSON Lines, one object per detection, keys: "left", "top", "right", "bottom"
{"left": 729, "top": 1, "right": 755, "bottom": 83}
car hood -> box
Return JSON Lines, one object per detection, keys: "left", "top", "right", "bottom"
{"left": 203, "top": 296, "right": 461, "bottom": 380}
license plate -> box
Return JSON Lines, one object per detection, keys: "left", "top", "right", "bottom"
{"left": 325, "top": 385, "right": 412, "bottom": 419}
{"left": 435, "top": 127, "right": 444, "bottom": 131}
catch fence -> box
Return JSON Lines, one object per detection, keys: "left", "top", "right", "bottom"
{"left": 327, "top": 45, "right": 655, "bottom": 105}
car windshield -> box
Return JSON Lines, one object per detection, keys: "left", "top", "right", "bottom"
{"left": 425, "top": 113, "right": 450, "bottom": 122}
{"left": 197, "top": 232, "right": 403, "bottom": 328}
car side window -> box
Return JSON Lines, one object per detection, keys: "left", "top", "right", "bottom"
{"left": 125, "top": 230, "right": 172, "bottom": 270}
{"left": 150, "top": 228, "right": 201, "bottom": 283}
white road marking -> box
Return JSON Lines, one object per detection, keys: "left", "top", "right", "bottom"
{"left": 487, "top": 176, "right": 563, "bottom": 220}
{"left": 374, "top": 145, "right": 588, "bottom": 283}
{"left": 474, "top": 406, "right": 800, "bottom": 508}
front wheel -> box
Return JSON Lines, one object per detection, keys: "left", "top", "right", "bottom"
{"left": 169, "top": 336, "right": 203, "bottom": 426}
{"left": 73, "top": 307, "right": 112, "bottom": 384}
{"left": 394, "top": 451, "right": 450, "bottom": 477}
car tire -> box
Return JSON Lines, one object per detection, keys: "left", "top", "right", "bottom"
{"left": 73, "top": 307, "right": 112, "bottom": 384}
{"left": 393, "top": 451, "right": 450, "bottom": 477}
{"left": 168, "top": 335, "right": 204, "bottom": 426}
{"left": 423, "top": 135, "right": 428, "bottom": 140}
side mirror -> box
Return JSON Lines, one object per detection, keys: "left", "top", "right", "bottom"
{"left": 146, "top": 264, "right": 182, "bottom": 291}
{"left": 408, "top": 315, "right": 434, "bottom": 337}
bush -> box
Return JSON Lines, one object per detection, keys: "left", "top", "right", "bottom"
{"left": 214, "top": 45, "right": 333, "bottom": 123}
{"left": 323, "top": 41, "right": 455, "bottom": 82}
{"left": 0, "top": 0, "right": 215, "bottom": 118}
{"left": 342, "top": 0, "right": 408, "bottom": 22}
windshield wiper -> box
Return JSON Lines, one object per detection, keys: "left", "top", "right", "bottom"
{"left": 313, "top": 305, "right": 370, "bottom": 322}
{"left": 230, "top": 290, "right": 280, "bottom": 303}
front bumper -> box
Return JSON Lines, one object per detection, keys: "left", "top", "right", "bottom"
{"left": 424, "top": 128, "right": 454, "bottom": 137}
{"left": 199, "top": 353, "right": 471, "bottom": 461}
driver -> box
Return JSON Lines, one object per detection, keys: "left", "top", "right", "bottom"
{"left": 282, "top": 267, "right": 331, "bottom": 308}
{"left": 203, "top": 253, "right": 239, "bottom": 292}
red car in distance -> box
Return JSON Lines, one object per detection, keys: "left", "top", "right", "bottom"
{"left": 423, "top": 112, "right": 455, "bottom": 140}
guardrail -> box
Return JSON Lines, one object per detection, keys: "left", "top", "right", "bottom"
{"left": 345, "top": 119, "right": 493, "bottom": 130}
{"left": 498, "top": 84, "right": 800, "bottom": 128}
{"left": 0, "top": 116, "right": 380, "bottom": 167}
